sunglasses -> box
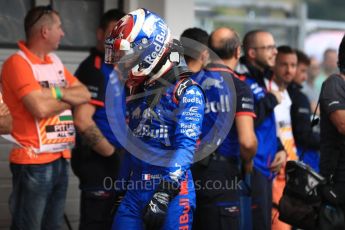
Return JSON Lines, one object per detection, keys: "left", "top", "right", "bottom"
{"left": 27, "top": 5, "right": 53, "bottom": 29}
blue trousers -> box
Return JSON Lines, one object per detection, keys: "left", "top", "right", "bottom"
{"left": 251, "top": 168, "right": 272, "bottom": 230}
{"left": 112, "top": 173, "right": 195, "bottom": 230}
{"left": 9, "top": 158, "right": 69, "bottom": 230}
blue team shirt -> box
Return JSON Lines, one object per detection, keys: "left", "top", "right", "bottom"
{"left": 192, "top": 63, "right": 255, "bottom": 159}
{"left": 242, "top": 76, "right": 278, "bottom": 178}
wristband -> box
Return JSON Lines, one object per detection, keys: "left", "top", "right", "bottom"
{"left": 51, "top": 87, "right": 57, "bottom": 99}
{"left": 55, "top": 87, "right": 63, "bottom": 100}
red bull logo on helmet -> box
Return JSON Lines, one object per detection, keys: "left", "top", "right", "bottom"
{"left": 143, "top": 20, "right": 169, "bottom": 65}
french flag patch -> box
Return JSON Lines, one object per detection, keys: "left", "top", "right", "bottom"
{"left": 142, "top": 174, "right": 151, "bottom": 180}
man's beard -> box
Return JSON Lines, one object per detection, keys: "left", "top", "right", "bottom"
{"left": 255, "top": 58, "right": 270, "bottom": 71}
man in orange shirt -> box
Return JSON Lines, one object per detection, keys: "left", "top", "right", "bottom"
{"left": 1, "top": 5, "right": 90, "bottom": 230}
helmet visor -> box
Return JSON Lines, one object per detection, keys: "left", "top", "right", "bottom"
{"left": 104, "top": 36, "right": 145, "bottom": 65}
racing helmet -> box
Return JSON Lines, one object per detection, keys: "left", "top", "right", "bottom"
{"left": 105, "top": 8, "right": 172, "bottom": 83}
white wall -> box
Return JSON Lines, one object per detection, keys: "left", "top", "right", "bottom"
{"left": 164, "top": 0, "right": 195, "bottom": 39}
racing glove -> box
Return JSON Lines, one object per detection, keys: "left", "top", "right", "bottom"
{"left": 143, "top": 180, "right": 180, "bottom": 230}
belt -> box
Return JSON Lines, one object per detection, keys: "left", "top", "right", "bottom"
{"left": 211, "top": 153, "right": 239, "bottom": 165}
{"left": 196, "top": 152, "right": 239, "bottom": 167}
{"left": 211, "top": 153, "right": 228, "bottom": 162}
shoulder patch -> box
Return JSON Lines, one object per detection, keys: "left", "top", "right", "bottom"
{"left": 173, "top": 78, "right": 194, "bottom": 104}
{"left": 173, "top": 78, "right": 201, "bottom": 104}
{"left": 176, "top": 79, "right": 193, "bottom": 97}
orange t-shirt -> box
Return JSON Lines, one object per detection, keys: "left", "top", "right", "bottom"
{"left": 1, "top": 41, "right": 76, "bottom": 164}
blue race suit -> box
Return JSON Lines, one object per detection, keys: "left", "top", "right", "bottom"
{"left": 191, "top": 63, "right": 255, "bottom": 230}
{"left": 113, "top": 70, "right": 205, "bottom": 230}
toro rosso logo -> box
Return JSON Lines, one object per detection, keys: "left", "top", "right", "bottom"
{"left": 143, "top": 20, "right": 168, "bottom": 65}
{"left": 201, "top": 78, "right": 224, "bottom": 90}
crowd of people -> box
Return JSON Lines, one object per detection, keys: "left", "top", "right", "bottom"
{"left": 0, "top": 5, "right": 344, "bottom": 230}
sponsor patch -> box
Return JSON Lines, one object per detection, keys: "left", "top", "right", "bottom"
{"left": 182, "top": 96, "right": 202, "bottom": 105}
{"left": 328, "top": 101, "right": 339, "bottom": 106}
{"left": 177, "top": 80, "right": 192, "bottom": 97}
{"left": 142, "top": 173, "right": 162, "bottom": 180}
{"left": 133, "top": 124, "right": 168, "bottom": 139}
{"left": 205, "top": 95, "right": 231, "bottom": 113}
{"left": 242, "top": 103, "right": 254, "bottom": 110}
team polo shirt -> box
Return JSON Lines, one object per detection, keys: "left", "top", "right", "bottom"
{"left": 319, "top": 74, "right": 345, "bottom": 181}
{"left": 1, "top": 41, "right": 77, "bottom": 164}
{"left": 217, "top": 76, "right": 256, "bottom": 158}
{"left": 74, "top": 48, "right": 121, "bottom": 147}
